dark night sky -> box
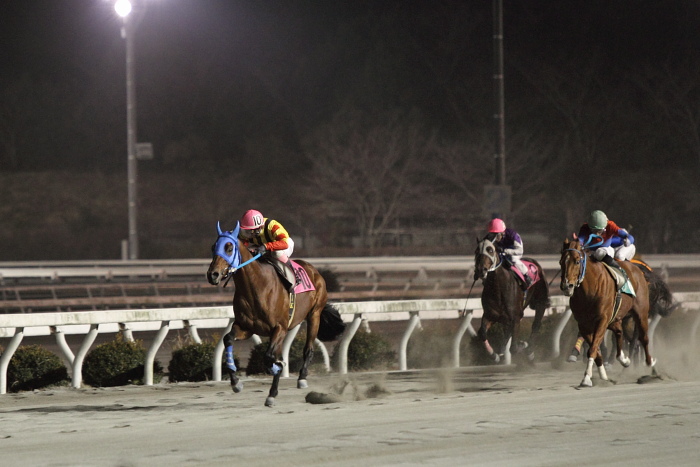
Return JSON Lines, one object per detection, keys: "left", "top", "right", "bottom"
{"left": 2, "top": 0, "right": 700, "bottom": 174}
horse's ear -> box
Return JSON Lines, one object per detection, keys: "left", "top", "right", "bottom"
{"left": 217, "top": 221, "right": 223, "bottom": 235}
{"left": 232, "top": 221, "right": 240, "bottom": 238}
{"left": 476, "top": 236, "right": 481, "bottom": 244}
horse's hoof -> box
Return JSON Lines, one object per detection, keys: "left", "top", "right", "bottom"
{"left": 265, "top": 397, "right": 275, "bottom": 407}
{"left": 619, "top": 357, "right": 631, "bottom": 368}
{"left": 297, "top": 379, "right": 308, "bottom": 389}
{"left": 492, "top": 353, "right": 501, "bottom": 363}
{"left": 232, "top": 381, "right": 243, "bottom": 393}
{"left": 580, "top": 375, "right": 593, "bottom": 387}
{"left": 567, "top": 355, "right": 578, "bottom": 363}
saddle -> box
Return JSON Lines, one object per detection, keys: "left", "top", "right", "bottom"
{"left": 261, "top": 256, "right": 298, "bottom": 292}
{"left": 505, "top": 257, "right": 540, "bottom": 290}
{"left": 260, "top": 256, "right": 315, "bottom": 294}
{"left": 600, "top": 262, "right": 636, "bottom": 297}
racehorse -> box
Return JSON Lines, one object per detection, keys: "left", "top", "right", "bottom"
{"left": 206, "top": 222, "right": 345, "bottom": 407}
{"left": 567, "top": 258, "right": 676, "bottom": 364}
{"left": 473, "top": 238, "right": 550, "bottom": 364}
{"left": 560, "top": 237, "right": 656, "bottom": 387}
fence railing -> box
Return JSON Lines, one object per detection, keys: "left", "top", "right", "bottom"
{"left": 2, "top": 292, "right": 699, "bottom": 394}
{"left": 4, "top": 253, "right": 697, "bottom": 312}
{"left": 4, "top": 254, "right": 698, "bottom": 284}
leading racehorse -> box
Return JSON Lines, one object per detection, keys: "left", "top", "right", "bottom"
{"left": 473, "top": 237, "right": 550, "bottom": 364}
{"left": 560, "top": 236, "right": 656, "bottom": 387}
{"left": 206, "top": 222, "right": 345, "bottom": 406}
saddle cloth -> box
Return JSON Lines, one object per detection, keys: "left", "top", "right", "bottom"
{"left": 601, "top": 263, "right": 636, "bottom": 297}
{"left": 290, "top": 261, "right": 315, "bottom": 294}
{"left": 508, "top": 260, "right": 541, "bottom": 288}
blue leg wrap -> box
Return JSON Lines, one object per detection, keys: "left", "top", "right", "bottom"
{"left": 270, "top": 362, "right": 282, "bottom": 375}
{"left": 225, "top": 345, "right": 237, "bottom": 372}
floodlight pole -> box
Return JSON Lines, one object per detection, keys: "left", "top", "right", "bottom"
{"left": 493, "top": 0, "right": 506, "bottom": 187}
{"left": 122, "top": 9, "right": 139, "bottom": 259}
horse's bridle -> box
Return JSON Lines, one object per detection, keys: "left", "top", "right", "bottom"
{"left": 561, "top": 246, "right": 587, "bottom": 289}
{"left": 476, "top": 239, "right": 502, "bottom": 278}
{"left": 212, "top": 222, "right": 261, "bottom": 285}
{"left": 561, "top": 234, "right": 605, "bottom": 289}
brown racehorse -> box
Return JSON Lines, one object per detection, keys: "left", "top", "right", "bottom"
{"left": 206, "top": 222, "right": 345, "bottom": 407}
{"left": 559, "top": 237, "right": 656, "bottom": 387}
{"left": 473, "top": 238, "right": 550, "bottom": 364}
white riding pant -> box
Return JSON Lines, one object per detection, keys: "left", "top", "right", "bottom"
{"left": 592, "top": 246, "right": 614, "bottom": 261}
{"left": 271, "top": 237, "right": 295, "bottom": 263}
{"left": 614, "top": 244, "right": 636, "bottom": 261}
{"left": 508, "top": 255, "right": 528, "bottom": 276}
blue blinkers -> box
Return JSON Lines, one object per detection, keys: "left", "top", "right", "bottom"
{"left": 214, "top": 221, "right": 242, "bottom": 269}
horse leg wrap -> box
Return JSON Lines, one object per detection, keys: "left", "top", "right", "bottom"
{"left": 225, "top": 345, "right": 237, "bottom": 372}
{"left": 270, "top": 362, "right": 283, "bottom": 376}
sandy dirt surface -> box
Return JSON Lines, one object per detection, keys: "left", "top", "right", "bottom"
{"left": 1, "top": 358, "right": 699, "bottom": 467}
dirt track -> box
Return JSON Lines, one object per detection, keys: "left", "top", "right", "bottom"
{"left": 1, "top": 357, "right": 699, "bottom": 467}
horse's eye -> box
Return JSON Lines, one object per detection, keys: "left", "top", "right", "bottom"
{"left": 225, "top": 243, "right": 233, "bottom": 255}
{"left": 487, "top": 246, "right": 493, "bottom": 254}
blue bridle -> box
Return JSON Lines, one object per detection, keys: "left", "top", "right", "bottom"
{"left": 563, "top": 234, "right": 602, "bottom": 287}
{"left": 213, "top": 221, "right": 261, "bottom": 280}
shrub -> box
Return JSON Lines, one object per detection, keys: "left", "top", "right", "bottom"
{"left": 5, "top": 345, "right": 69, "bottom": 392}
{"left": 168, "top": 339, "right": 241, "bottom": 382}
{"left": 169, "top": 341, "right": 217, "bottom": 382}
{"left": 331, "top": 329, "right": 396, "bottom": 371}
{"left": 82, "top": 334, "right": 163, "bottom": 387}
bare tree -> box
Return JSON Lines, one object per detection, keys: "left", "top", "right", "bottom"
{"left": 304, "top": 107, "right": 434, "bottom": 252}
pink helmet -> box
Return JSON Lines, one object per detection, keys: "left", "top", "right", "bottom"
{"left": 487, "top": 218, "right": 506, "bottom": 233}
{"left": 240, "top": 209, "right": 264, "bottom": 229}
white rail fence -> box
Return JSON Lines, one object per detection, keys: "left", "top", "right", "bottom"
{"left": 2, "top": 293, "right": 699, "bottom": 394}
{"left": 2, "top": 254, "right": 699, "bottom": 283}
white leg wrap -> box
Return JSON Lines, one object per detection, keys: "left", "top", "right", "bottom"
{"left": 597, "top": 361, "right": 609, "bottom": 381}
{"left": 580, "top": 358, "right": 595, "bottom": 387}
{"left": 617, "top": 350, "right": 631, "bottom": 368}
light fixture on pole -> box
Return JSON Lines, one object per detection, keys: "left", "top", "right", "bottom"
{"left": 115, "top": 0, "right": 139, "bottom": 259}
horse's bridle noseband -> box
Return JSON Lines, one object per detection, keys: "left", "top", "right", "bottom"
{"left": 476, "top": 239, "right": 502, "bottom": 279}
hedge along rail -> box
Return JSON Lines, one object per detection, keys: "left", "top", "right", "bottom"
{"left": 2, "top": 293, "right": 700, "bottom": 394}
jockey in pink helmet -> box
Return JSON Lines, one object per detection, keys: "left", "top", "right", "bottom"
{"left": 238, "top": 209, "right": 297, "bottom": 290}
{"left": 485, "top": 218, "right": 531, "bottom": 289}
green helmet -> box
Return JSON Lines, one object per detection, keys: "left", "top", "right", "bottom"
{"left": 587, "top": 210, "right": 608, "bottom": 230}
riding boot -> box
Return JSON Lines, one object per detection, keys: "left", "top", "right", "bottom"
{"left": 601, "top": 254, "right": 622, "bottom": 271}
{"left": 283, "top": 259, "right": 299, "bottom": 293}
{"left": 522, "top": 274, "right": 533, "bottom": 291}
{"left": 602, "top": 254, "right": 629, "bottom": 284}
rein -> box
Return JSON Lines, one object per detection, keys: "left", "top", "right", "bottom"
{"left": 222, "top": 253, "right": 262, "bottom": 287}
{"left": 563, "top": 234, "right": 602, "bottom": 289}
{"left": 563, "top": 247, "right": 587, "bottom": 288}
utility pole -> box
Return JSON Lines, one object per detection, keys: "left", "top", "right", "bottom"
{"left": 483, "top": 0, "right": 511, "bottom": 221}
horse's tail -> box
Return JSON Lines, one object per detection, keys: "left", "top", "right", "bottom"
{"left": 316, "top": 303, "right": 346, "bottom": 342}
{"left": 525, "top": 258, "right": 551, "bottom": 310}
{"left": 633, "top": 260, "right": 676, "bottom": 318}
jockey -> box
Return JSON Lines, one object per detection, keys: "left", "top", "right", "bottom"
{"left": 577, "top": 210, "right": 633, "bottom": 272}
{"left": 237, "top": 209, "right": 297, "bottom": 290}
{"left": 610, "top": 231, "right": 636, "bottom": 261}
{"left": 485, "top": 218, "right": 532, "bottom": 289}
